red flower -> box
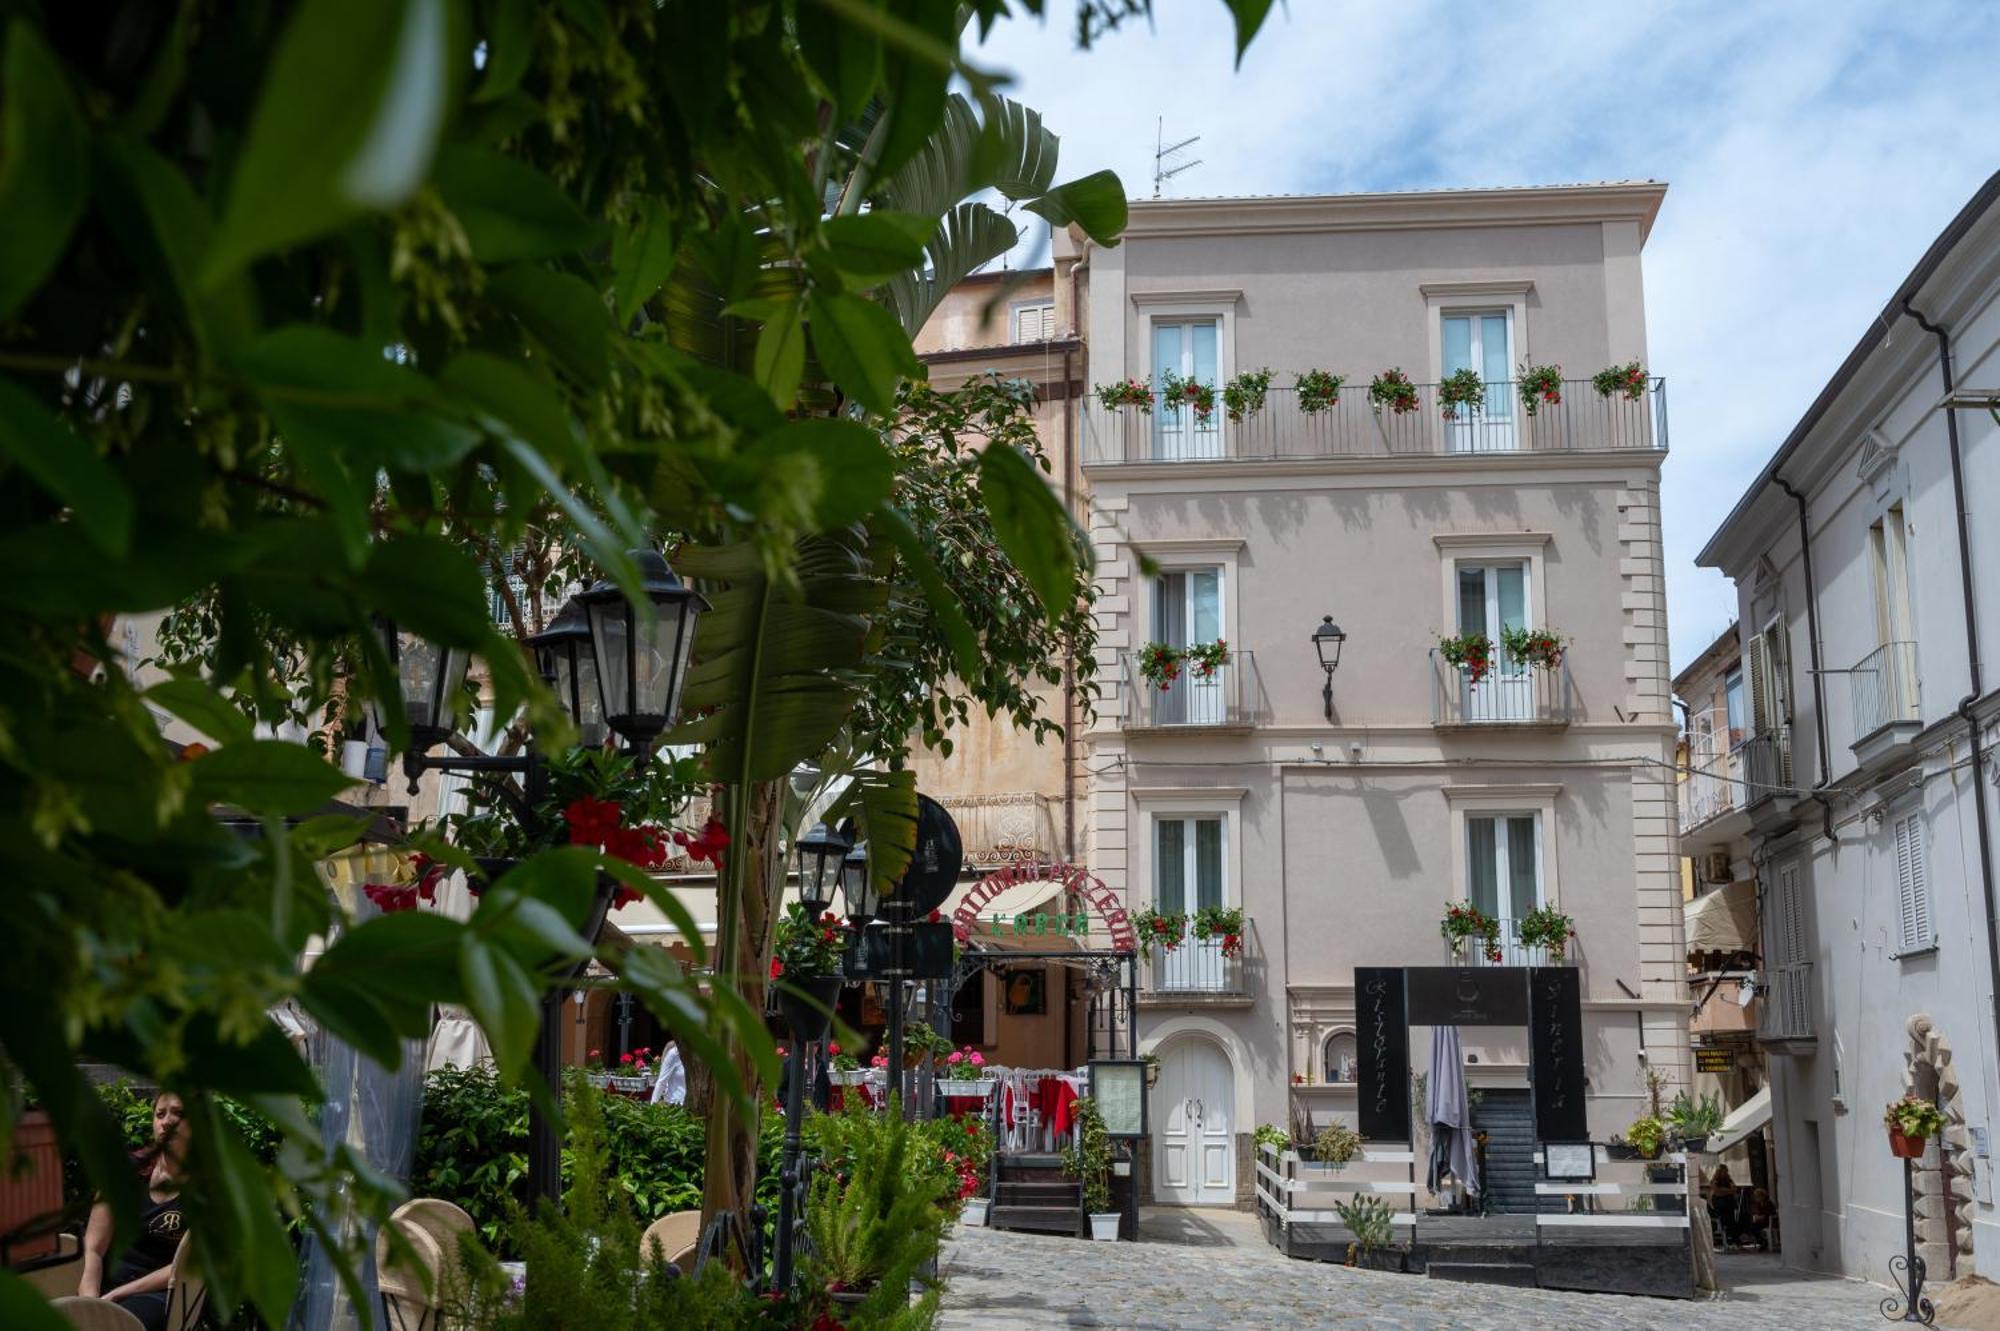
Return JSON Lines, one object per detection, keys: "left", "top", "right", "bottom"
{"left": 770, "top": 957, "right": 784, "bottom": 979}
{"left": 828, "top": 1042, "right": 840, "bottom": 1055}
{"left": 620, "top": 1052, "right": 634, "bottom": 1064}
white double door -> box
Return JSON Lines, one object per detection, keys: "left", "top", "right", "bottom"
{"left": 1457, "top": 561, "right": 1532, "bottom": 721}
{"left": 1442, "top": 311, "right": 1514, "bottom": 452}
{"left": 1154, "top": 1039, "right": 1234, "bottom": 1205}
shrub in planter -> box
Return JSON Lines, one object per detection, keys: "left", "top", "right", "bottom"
{"left": 1517, "top": 362, "right": 1564, "bottom": 415}
{"left": 1624, "top": 1114, "right": 1667, "bottom": 1160}
{"left": 1253, "top": 1123, "right": 1290, "bottom": 1155}
{"left": 1131, "top": 907, "right": 1187, "bottom": 959}
{"left": 1437, "top": 367, "right": 1485, "bottom": 420}
{"left": 1096, "top": 377, "right": 1154, "bottom": 412}
{"left": 1367, "top": 368, "right": 1419, "bottom": 415}
{"left": 1295, "top": 369, "right": 1345, "bottom": 414}
{"left": 1592, "top": 361, "right": 1648, "bottom": 400}
{"left": 1439, "top": 901, "right": 1502, "bottom": 965}
{"left": 1335, "top": 1195, "right": 1399, "bottom": 1269}
{"left": 1063, "top": 1097, "right": 1118, "bottom": 1238}
{"left": 1313, "top": 1121, "right": 1362, "bottom": 1169}
{"left": 1885, "top": 1096, "right": 1946, "bottom": 1157}
{"left": 1499, "top": 624, "right": 1565, "bottom": 671}
{"left": 1517, "top": 905, "right": 1576, "bottom": 963}
{"left": 1667, "top": 1090, "right": 1725, "bottom": 1151}
{"left": 1223, "top": 368, "right": 1274, "bottom": 422}
{"left": 1437, "top": 631, "right": 1496, "bottom": 685}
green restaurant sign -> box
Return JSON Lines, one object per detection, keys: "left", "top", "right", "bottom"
{"left": 984, "top": 911, "right": 1093, "bottom": 938}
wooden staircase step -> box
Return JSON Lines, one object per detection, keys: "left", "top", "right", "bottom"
{"left": 988, "top": 1204, "right": 1083, "bottom": 1236}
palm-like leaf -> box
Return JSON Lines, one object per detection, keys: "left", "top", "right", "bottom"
{"left": 880, "top": 201, "right": 1021, "bottom": 337}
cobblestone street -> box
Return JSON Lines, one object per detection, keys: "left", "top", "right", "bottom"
{"left": 936, "top": 1210, "right": 1897, "bottom": 1330}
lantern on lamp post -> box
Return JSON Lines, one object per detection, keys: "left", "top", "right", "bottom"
{"left": 1312, "top": 615, "right": 1346, "bottom": 722}
{"left": 576, "top": 549, "right": 708, "bottom": 749}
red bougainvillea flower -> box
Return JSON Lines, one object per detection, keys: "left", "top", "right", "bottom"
{"left": 673, "top": 817, "right": 732, "bottom": 868}
{"left": 562, "top": 795, "right": 624, "bottom": 847}
{"left": 362, "top": 882, "right": 421, "bottom": 913}
{"left": 770, "top": 957, "right": 784, "bottom": 979}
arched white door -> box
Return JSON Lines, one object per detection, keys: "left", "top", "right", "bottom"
{"left": 1153, "top": 1038, "right": 1234, "bottom": 1205}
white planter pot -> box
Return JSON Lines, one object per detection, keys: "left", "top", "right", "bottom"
{"left": 340, "top": 740, "right": 371, "bottom": 779}
{"left": 1088, "top": 1212, "right": 1120, "bottom": 1242}
{"left": 830, "top": 1068, "right": 867, "bottom": 1086}
{"left": 1111, "top": 1161, "right": 1131, "bottom": 1177}
{"left": 608, "top": 1075, "right": 650, "bottom": 1093}
{"left": 584, "top": 1072, "right": 613, "bottom": 1089}
{"left": 962, "top": 1199, "right": 989, "bottom": 1228}
{"left": 936, "top": 1079, "right": 997, "bottom": 1098}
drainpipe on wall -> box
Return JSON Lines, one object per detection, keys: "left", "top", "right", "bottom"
{"left": 1772, "top": 477, "right": 1837, "bottom": 843}
{"left": 1903, "top": 297, "right": 2000, "bottom": 1066}
{"left": 1061, "top": 342, "right": 1078, "bottom": 863}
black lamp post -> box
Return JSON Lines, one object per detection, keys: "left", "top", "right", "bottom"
{"left": 794, "top": 821, "right": 851, "bottom": 919}
{"left": 386, "top": 548, "right": 702, "bottom": 1206}
{"left": 841, "top": 841, "right": 879, "bottom": 930}
{"left": 1312, "top": 615, "right": 1346, "bottom": 722}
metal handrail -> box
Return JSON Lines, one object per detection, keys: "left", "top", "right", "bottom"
{"left": 1430, "top": 649, "right": 1571, "bottom": 726}
{"left": 1083, "top": 377, "right": 1668, "bottom": 464}
{"left": 1849, "top": 640, "right": 1920, "bottom": 738}
{"left": 1124, "top": 649, "right": 1258, "bottom": 728}
{"left": 1145, "top": 933, "right": 1247, "bottom": 995}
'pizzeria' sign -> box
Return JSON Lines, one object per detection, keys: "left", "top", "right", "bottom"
{"left": 951, "top": 861, "right": 1136, "bottom": 953}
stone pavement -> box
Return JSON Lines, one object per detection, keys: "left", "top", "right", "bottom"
{"left": 935, "top": 1208, "right": 1899, "bottom": 1330}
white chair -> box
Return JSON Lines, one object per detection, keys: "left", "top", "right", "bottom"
{"left": 374, "top": 1215, "right": 445, "bottom": 1331}
{"left": 51, "top": 1298, "right": 146, "bottom": 1331}
{"left": 639, "top": 1209, "right": 702, "bottom": 1272}
{"left": 165, "top": 1233, "right": 205, "bottom": 1331}
{"left": 391, "top": 1199, "right": 476, "bottom": 1272}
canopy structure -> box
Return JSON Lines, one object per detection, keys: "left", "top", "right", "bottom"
{"left": 1708, "top": 1085, "right": 1772, "bottom": 1154}
{"left": 1684, "top": 879, "right": 1759, "bottom": 956}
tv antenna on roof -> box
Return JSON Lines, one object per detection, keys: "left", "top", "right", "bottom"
{"left": 1152, "top": 117, "right": 1202, "bottom": 198}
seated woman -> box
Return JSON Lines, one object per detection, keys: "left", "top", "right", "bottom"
{"left": 1706, "top": 1165, "right": 1743, "bottom": 1246}
{"left": 79, "top": 1091, "right": 188, "bottom": 1331}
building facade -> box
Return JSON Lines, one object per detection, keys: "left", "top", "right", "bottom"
{"left": 1075, "top": 183, "right": 1689, "bottom": 1206}
{"left": 1696, "top": 172, "right": 2000, "bottom": 1281}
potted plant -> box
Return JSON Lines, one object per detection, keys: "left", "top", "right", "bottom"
{"left": 828, "top": 1043, "right": 867, "bottom": 1086}
{"left": 770, "top": 900, "right": 847, "bottom": 1042}
{"left": 1622, "top": 1114, "right": 1666, "bottom": 1160}
{"left": 1312, "top": 1121, "right": 1362, "bottom": 1170}
{"left": 1160, "top": 369, "right": 1217, "bottom": 425}
{"left": 1516, "top": 362, "right": 1564, "bottom": 415}
{"left": 1222, "top": 367, "right": 1273, "bottom": 422}
{"left": 1517, "top": 905, "right": 1577, "bottom": 963}
{"left": 1064, "top": 1097, "right": 1119, "bottom": 1240}
{"left": 806, "top": 1106, "right": 951, "bottom": 1308}
{"left": 1184, "top": 639, "right": 1230, "bottom": 680}
{"left": 1500, "top": 624, "right": 1565, "bottom": 670}
{"left": 581, "top": 1048, "right": 613, "bottom": 1089}
{"left": 1253, "top": 1123, "right": 1290, "bottom": 1157}
{"left": 1667, "top": 1090, "right": 1725, "bottom": 1153}
{"left": 1142, "top": 1052, "right": 1161, "bottom": 1088}
{"left": 900, "top": 1021, "right": 951, "bottom": 1069}
{"left": 1367, "top": 368, "right": 1419, "bottom": 415}
{"left": 608, "top": 1046, "right": 656, "bottom": 1092}
{"left": 937, "top": 1046, "right": 997, "bottom": 1097}
{"left": 1131, "top": 906, "right": 1187, "bottom": 959}
{"left": 338, "top": 701, "right": 372, "bottom": 779}
{"left": 1885, "top": 1095, "right": 1946, "bottom": 1158}
{"left": 1192, "top": 904, "right": 1246, "bottom": 957}
{"left": 1336, "top": 1195, "right": 1403, "bottom": 1272}
{"left": 1095, "top": 377, "right": 1154, "bottom": 412}
{"left": 1138, "top": 641, "right": 1183, "bottom": 691}
{"left": 1439, "top": 901, "right": 1502, "bottom": 965}
{"left": 1591, "top": 360, "right": 1648, "bottom": 400}
{"left": 1295, "top": 369, "right": 1345, "bottom": 414}
{"left": 1437, "top": 367, "right": 1485, "bottom": 420}
{"left": 1437, "top": 631, "right": 1496, "bottom": 685}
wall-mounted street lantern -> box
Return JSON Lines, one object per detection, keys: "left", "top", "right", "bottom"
{"left": 1312, "top": 615, "right": 1346, "bottom": 722}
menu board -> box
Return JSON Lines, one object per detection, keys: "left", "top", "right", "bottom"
{"left": 1089, "top": 1060, "right": 1147, "bottom": 1139}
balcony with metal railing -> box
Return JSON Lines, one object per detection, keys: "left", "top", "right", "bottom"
{"left": 1679, "top": 710, "right": 1745, "bottom": 835}
{"left": 1124, "top": 650, "right": 1259, "bottom": 730}
{"left": 1739, "top": 727, "right": 1793, "bottom": 808}
{"left": 1759, "top": 959, "right": 1816, "bottom": 1051}
{"left": 1142, "top": 931, "right": 1251, "bottom": 1003}
{"left": 1451, "top": 914, "right": 1574, "bottom": 968}
{"left": 1082, "top": 378, "right": 1668, "bottom": 466}
{"left": 1849, "top": 640, "right": 1921, "bottom": 765}
{"left": 935, "top": 792, "right": 1059, "bottom": 869}
{"left": 1430, "top": 650, "right": 1572, "bottom": 728}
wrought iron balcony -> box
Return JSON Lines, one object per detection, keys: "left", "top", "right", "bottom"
{"left": 1759, "top": 960, "right": 1815, "bottom": 1048}
{"left": 1448, "top": 914, "right": 1573, "bottom": 968}
{"left": 1430, "top": 650, "right": 1572, "bottom": 728}
{"left": 1143, "top": 931, "right": 1249, "bottom": 998}
{"left": 1082, "top": 378, "right": 1667, "bottom": 466}
{"left": 1679, "top": 708, "right": 1745, "bottom": 832}
{"left": 935, "top": 792, "right": 1059, "bottom": 869}
{"left": 1124, "top": 650, "right": 1258, "bottom": 730}
{"left": 1850, "top": 640, "right": 1920, "bottom": 749}
{"left": 1740, "top": 728, "right": 1792, "bottom": 805}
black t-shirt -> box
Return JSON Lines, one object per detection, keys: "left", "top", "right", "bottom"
{"left": 108, "top": 1172, "right": 184, "bottom": 1288}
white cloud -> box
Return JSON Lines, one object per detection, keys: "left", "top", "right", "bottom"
{"left": 972, "top": 1, "right": 2000, "bottom": 673}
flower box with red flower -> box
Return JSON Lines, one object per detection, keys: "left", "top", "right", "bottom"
{"left": 1591, "top": 360, "right": 1648, "bottom": 401}
{"left": 1439, "top": 900, "right": 1502, "bottom": 964}
{"left": 937, "top": 1046, "right": 997, "bottom": 1097}
{"left": 1438, "top": 631, "right": 1497, "bottom": 686}
{"left": 1131, "top": 906, "right": 1187, "bottom": 960}
{"left": 1516, "top": 361, "right": 1564, "bottom": 416}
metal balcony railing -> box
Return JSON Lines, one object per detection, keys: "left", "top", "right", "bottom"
{"left": 1679, "top": 708, "right": 1745, "bottom": 831}
{"left": 1450, "top": 914, "right": 1571, "bottom": 968}
{"left": 1760, "top": 960, "right": 1815, "bottom": 1043}
{"left": 935, "top": 792, "right": 1058, "bottom": 868}
{"left": 1740, "top": 728, "right": 1792, "bottom": 803}
{"left": 1430, "top": 650, "right": 1572, "bottom": 727}
{"left": 1146, "top": 933, "right": 1248, "bottom": 996}
{"left": 1849, "top": 640, "right": 1920, "bottom": 739}
{"left": 1082, "top": 378, "right": 1668, "bottom": 466}
{"left": 1125, "top": 649, "right": 1257, "bottom": 729}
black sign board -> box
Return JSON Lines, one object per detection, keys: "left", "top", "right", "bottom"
{"left": 845, "top": 920, "right": 956, "bottom": 981}
{"left": 1355, "top": 967, "right": 1411, "bottom": 1142}
{"left": 1405, "top": 966, "right": 1529, "bottom": 1026}
{"left": 1695, "top": 1047, "right": 1734, "bottom": 1073}
{"left": 892, "top": 794, "right": 963, "bottom": 916}
{"left": 1529, "top": 966, "right": 1588, "bottom": 1141}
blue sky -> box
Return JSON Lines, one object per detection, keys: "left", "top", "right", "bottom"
{"left": 971, "top": 1, "right": 2000, "bottom": 674}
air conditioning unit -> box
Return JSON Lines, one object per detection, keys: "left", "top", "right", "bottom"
{"left": 1703, "top": 851, "right": 1733, "bottom": 884}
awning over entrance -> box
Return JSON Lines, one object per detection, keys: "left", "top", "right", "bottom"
{"left": 1684, "top": 879, "right": 1759, "bottom": 955}
{"left": 1708, "top": 1085, "right": 1772, "bottom": 1153}
{"left": 944, "top": 875, "right": 1065, "bottom": 926}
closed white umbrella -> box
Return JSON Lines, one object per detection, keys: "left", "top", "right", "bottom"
{"left": 1425, "top": 1026, "right": 1480, "bottom": 1199}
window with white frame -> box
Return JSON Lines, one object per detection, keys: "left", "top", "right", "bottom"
{"left": 1466, "top": 812, "right": 1542, "bottom": 949}
{"left": 1892, "top": 809, "right": 1934, "bottom": 954}
{"left": 1155, "top": 815, "right": 1225, "bottom": 914}
{"left": 1151, "top": 318, "right": 1221, "bottom": 459}
{"left": 1012, "top": 301, "right": 1055, "bottom": 343}
{"left": 1154, "top": 567, "right": 1223, "bottom": 651}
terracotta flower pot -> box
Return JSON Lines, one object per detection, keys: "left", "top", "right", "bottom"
{"left": 1889, "top": 1126, "right": 1929, "bottom": 1159}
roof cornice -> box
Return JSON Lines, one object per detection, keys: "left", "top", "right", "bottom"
{"left": 1123, "top": 182, "right": 1668, "bottom": 243}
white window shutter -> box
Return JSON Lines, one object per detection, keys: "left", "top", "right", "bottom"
{"left": 1894, "top": 813, "right": 1931, "bottom": 952}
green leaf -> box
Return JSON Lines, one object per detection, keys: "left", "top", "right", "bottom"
{"left": 753, "top": 299, "right": 806, "bottom": 410}
{"left": 831, "top": 768, "right": 917, "bottom": 900}
{"left": 457, "top": 932, "right": 541, "bottom": 1077}
{"left": 0, "top": 20, "right": 88, "bottom": 319}
{"left": 205, "top": 0, "right": 454, "bottom": 284}
{"left": 487, "top": 266, "right": 611, "bottom": 388}
{"left": 819, "top": 211, "right": 932, "bottom": 286}
{"left": 474, "top": 0, "right": 534, "bottom": 102}
{"left": 977, "top": 440, "right": 1085, "bottom": 621}
{"left": 747, "top": 418, "right": 893, "bottom": 528}
{"left": 197, "top": 1097, "right": 298, "bottom": 1324}
{"left": 871, "top": 1, "right": 956, "bottom": 184}
{"left": 795, "top": 1, "right": 882, "bottom": 118}
{"left": 1023, "top": 170, "right": 1128, "bottom": 247}
{"left": 807, "top": 291, "right": 920, "bottom": 416}
{"left": 0, "top": 378, "right": 134, "bottom": 557}
{"left": 611, "top": 201, "right": 678, "bottom": 325}
{"left": 440, "top": 352, "right": 582, "bottom": 471}
{"left": 881, "top": 201, "right": 1018, "bottom": 336}
{"left": 1222, "top": 0, "right": 1278, "bottom": 66}
{"left": 434, "top": 144, "right": 599, "bottom": 263}
{"left": 94, "top": 138, "right": 259, "bottom": 361}
{"left": 359, "top": 533, "right": 495, "bottom": 647}
{"left": 873, "top": 503, "right": 979, "bottom": 682}
{"left": 0, "top": 1271, "right": 69, "bottom": 1331}
{"left": 146, "top": 677, "right": 256, "bottom": 745}
{"left": 188, "top": 740, "right": 356, "bottom": 816}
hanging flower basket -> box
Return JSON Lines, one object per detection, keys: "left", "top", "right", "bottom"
{"left": 1138, "top": 641, "right": 1183, "bottom": 691}
{"left": 1096, "top": 378, "right": 1154, "bottom": 412}
{"left": 1367, "top": 368, "right": 1419, "bottom": 415}
{"left": 1591, "top": 361, "right": 1648, "bottom": 400}
{"left": 1518, "top": 905, "right": 1576, "bottom": 962}
{"left": 1438, "top": 368, "right": 1486, "bottom": 420}
{"left": 1223, "top": 368, "right": 1273, "bottom": 422}
{"left": 1160, "top": 370, "right": 1217, "bottom": 425}
{"left": 1192, "top": 905, "right": 1246, "bottom": 957}
{"left": 1295, "top": 369, "right": 1345, "bottom": 414}
{"left": 1132, "top": 907, "right": 1187, "bottom": 959}
{"left": 1439, "top": 901, "right": 1502, "bottom": 964}
{"left": 1500, "top": 625, "right": 1565, "bottom": 671}
{"left": 1438, "top": 631, "right": 1497, "bottom": 685}
{"left": 1185, "top": 640, "right": 1229, "bottom": 680}
{"left": 1517, "top": 362, "right": 1563, "bottom": 415}
{"left": 1885, "top": 1096, "right": 1945, "bottom": 1157}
